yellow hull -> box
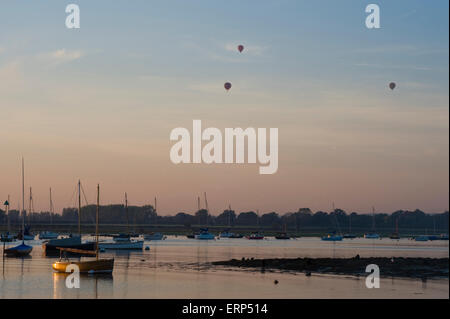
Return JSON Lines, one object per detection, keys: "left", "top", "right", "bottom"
{"left": 52, "top": 258, "right": 114, "bottom": 273}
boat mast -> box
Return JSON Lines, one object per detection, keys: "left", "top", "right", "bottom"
{"left": 96, "top": 184, "right": 99, "bottom": 261}
{"left": 204, "top": 192, "right": 209, "bottom": 226}
{"left": 372, "top": 206, "right": 376, "bottom": 232}
{"left": 78, "top": 180, "right": 81, "bottom": 237}
{"left": 21, "top": 157, "right": 25, "bottom": 244}
{"left": 125, "top": 192, "right": 129, "bottom": 234}
{"left": 6, "top": 195, "right": 10, "bottom": 233}
{"left": 29, "top": 187, "right": 33, "bottom": 226}
{"left": 49, "top": 188, "right": 53, "bottom": 225}
{"left": 154, "top": 196, "right": 157, "bottom": 228}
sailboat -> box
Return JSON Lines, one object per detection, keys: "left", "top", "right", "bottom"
{"left": 275, "top": 224, "right": 291, "bottom": 240}
{"left": 321, "top": 203, "right": 343, "bottom": 241}
{"left": 52, "top": 184, "right": 114, "bottom": 273}
{"left": 99, "top": 193, "right": 144, "bottom": 250}
{"left": 39, "top": 188, "right": 59, "bottom": 240}
{"left": 43, "top": 180, "right": 96, "bottom": 256}
{"left": 389, "top": 218, "right": 400, "bottom": 239}
{"left": 195, "top": 193, "right": 215, "bottom": 240}
{"left": 4, "top": 158, "right": 33, "bottom": 257}
{"left": 343, "top": 213, "right": 356, "bottom": 239}
{"left": 364, "top": 207, "right": 380, "bottom": 239}
{"left": 144, "top": 196, "right": 166, "bottom": 241}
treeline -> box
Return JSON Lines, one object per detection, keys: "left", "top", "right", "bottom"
{"left": 0, "top": 206, "right": 448, "bottom": 232}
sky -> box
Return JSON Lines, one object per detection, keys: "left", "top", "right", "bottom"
{"left": 0, "top": 0, "right": 448, "bottom": 215}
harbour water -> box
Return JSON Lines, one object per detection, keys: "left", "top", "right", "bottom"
{"left": 0, "top": 237, "right": 448, "bottom": 298}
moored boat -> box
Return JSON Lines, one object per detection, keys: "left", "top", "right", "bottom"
{"left": 195, "top": 228, "right": 215, "bottom": 240}
{"left": 246, "top": 232, "right": 264, "bottom": 240}
{"left": 52, "top": 184, "right": 114, "bottom": 274}
{"left": 415, "top": 235, "right": 429, "bottom": 242}
{"left": 99, "top": 240, "right": 143, "bottom": 250}
{"left": 321, "top": 234, "right": 343, "bottom": 241}
{"left": 144, "top": 232, "right": 165, "bottom": 241}
{"left": 39, "top": 231, "right": 59, "bottom": 240}
{"left": 4, "top": 242, "right": 32, "bottom": 257}
{"left": 275, "top": 232, "right": 290, "bottom": 240}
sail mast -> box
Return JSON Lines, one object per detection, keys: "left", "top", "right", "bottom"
{"left": 125, "top": 192, "right": 129, "bottom": 234}
{"left": 204, "top": 192, "right": 209, "bottom": 226}
{"left": 96, "top": 184, "right": 99, "bottom": 261}
{"left": 78, "top": 180, "right": 81, "bottom": 237}
{"left": 49, "top": 187, "right": 53, "bottom": 225}
{"left": 21, "top": 157, "right": 25, "bottom": 244}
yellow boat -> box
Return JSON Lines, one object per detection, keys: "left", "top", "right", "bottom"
{"left": 52, "top": 258, "right": 114, "bottom": 273}
{"left": 52, "top": 184, "right": 114, "bottom": 274}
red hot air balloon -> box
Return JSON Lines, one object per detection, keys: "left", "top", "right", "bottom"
{"left": 224, "top": 82, "right": 232, "bottom": 91}
{"left": 238, "top": 45, "right": 244, "bottom": 53}
{"left": 389, "top": 82, "right": 396, "bottom": 90}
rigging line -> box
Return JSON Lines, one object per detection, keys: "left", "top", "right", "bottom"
{"left": 80, "top": 182, "right": 96, "bottom": 224}
{"left": 80, "top": 183, "right": 90, "bottom": 206}
{"left": 66, "top": 183, "right": 78, "bottom": 209}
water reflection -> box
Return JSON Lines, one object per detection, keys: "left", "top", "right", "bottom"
{"left": 52, "top": 272, "right": 113, "bottom": 299}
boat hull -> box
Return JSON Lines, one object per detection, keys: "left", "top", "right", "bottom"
{"left": 52, "top": 258, "right": 114, "bottom": 273}
{"left": 43, "top": 240, "right": 96, "bottom": 256}
{"left": 99, "top": 240, "right": 143, "bottom": 250}
{"left": 4, "top": 243, "right": 33, "bottom": 257}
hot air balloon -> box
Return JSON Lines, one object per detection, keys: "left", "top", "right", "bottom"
{"left": 389, "top": 82, "right": 396, "bottom": 90}
{"left": 238, "top": 45, "right": 244, "bottom": 53}
{"left": 224, "top": 82, "right": 232, "bottom": 91}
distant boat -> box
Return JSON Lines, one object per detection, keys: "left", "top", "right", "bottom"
{"left": 364, "top": 233, "right": 380, "bottom": 239}
{"left": 364, "top": 207, "right": 380, "bottom": 239}
{"left": 5, "top": 158, "right": 32, "bottom": 257}
{"left": 229, "top": 233, "right": 244, "bottom": 238}
{"left": 39, "top": 231, "right": 59, "bottom": 240}
{"left": 17, "top": 225, "right": 34, "bottom": 241}
{"left": 219, "top": 229, "right": 235, "bottom": 238}
{"left": 246, "top": 232, "right": 264, "bottom": 240}
{"left": 186, "top": 232, "right": 198, "bottom": 239}
{"left": 52, "top": 184, "right": 114, "bottom": 274}
{"left": 195, "top": 228, "right": 215, "bottom": 240}
{"left": 275, "top": 232, "right": 290, "bottom": 240}
{"left": 144, "top": 232, "right": 165, "bottom": 241}
{"left": 389, "top": 233, "right": 400, "bottom": 240}
{"left": 99, "top": 240, "right": 143, "bottom": 250}
{"left": 102, "top": 193, "right": 144, "bottom": 249}
{"left": 0, "top": 233, "right": 15, "bottom": 242}
{"left": 321, "top": 233, "right": 343, "bottom": 241}
{"left": 4, "top": 242, "right": 33, "bottom": 257}
{"left": 415, "top": 235, "right": 429, "bottom": 242}
{"left": 343, "top": 212, "right": 356, "bottom": 239}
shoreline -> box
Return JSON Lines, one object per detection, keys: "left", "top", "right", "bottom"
{"left": 211, "top": 257, "right": 449, "bottom": 279}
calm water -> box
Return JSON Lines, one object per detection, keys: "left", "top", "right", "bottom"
{"left": 0, "top": 236, "right": 448, "bottom": 298}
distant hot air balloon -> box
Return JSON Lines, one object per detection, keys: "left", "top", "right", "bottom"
{"left": 389, "top": 82, "right": 396, "bottom": 90}
{"left": 224, "top": 82, "right": 232, "bottom": 91}
{"left": 238, "top": 45, "right": 244, "bottom": 53}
